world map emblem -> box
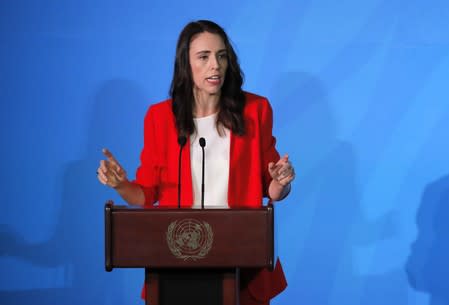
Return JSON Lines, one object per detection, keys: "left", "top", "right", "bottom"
{"left": 166, "top": 218, "right": 214, "bottom": 260}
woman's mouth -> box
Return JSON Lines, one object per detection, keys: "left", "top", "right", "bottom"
{"left": 206, "top": 75, "right": 222, "bottom": 85}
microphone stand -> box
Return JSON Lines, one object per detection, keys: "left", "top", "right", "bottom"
{"left": 177, "top": 135, "right": 187, "bottom": 209}
{"left": 199, "top": 137, "right": 206, "bottom": 209}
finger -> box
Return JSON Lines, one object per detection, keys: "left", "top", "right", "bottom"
{"left": 100, "top": 160, "right": 109, "bottom": 173}
{"left": 284, "top": 168, "right": 296, "bottom": 182}
{"left": 97, "top": 167, "right": 107, "bottom": 179}
{"left": 279, "top": 165, "right": 295, "bottom": 180}
{"left": 283, "top": 167, "right": 293, "bottom": 177}
{"left": 276, "top": 155, "right": 293, "bottom": 173}
{"left": 268, "top": 162, "right": 279, "bottom": 174}
{"left": 268, "top": 163, "right": 282, "bottom": 177}
{"left": 277, "top": 162, "right": 291, "bottom": 174}
{"left": 114, "top": 163, "right": 124, "bottom": 174}
{"left": 102, "top": 148, "right": 121, "bottom": 167}
{"left": 97, "top": 171, "right": 108, "bottom": 185}
{"left": 111, "top": 167, "right": 125, "bottom": 182}
{"left": 102, "top": 160, "right": 124, "bottom": 178}
{"left": 102, "top": 148, "right": 113, "bottom": 158}
{"left": 279, "top": 160, "right": 292, "bottom": 169}
{"left": 105, "top": 161, "right": 121, "bottom": 179}
{"left": 275, "top": 155, "right": 289, "bottom": 167}
{"left": 103, "top": 149, "right": 124, "bottom": 174}
{"left": 278, "top": 172, "right": 295, "bottom": 186}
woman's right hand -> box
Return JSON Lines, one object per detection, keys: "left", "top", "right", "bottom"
{"left": 97, "top": 148, "right": 128, "bottom": 189}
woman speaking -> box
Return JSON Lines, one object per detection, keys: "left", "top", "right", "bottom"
{"left": 97, "top": 20, "right": 295, "bottom": 305}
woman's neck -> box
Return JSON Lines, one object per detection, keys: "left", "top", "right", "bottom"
{"left": 193, "top": 90, "right": 220, "bottom": 118}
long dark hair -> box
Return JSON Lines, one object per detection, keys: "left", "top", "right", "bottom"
{"left": 170, "top": 20, "right": 246, "bottom": 136}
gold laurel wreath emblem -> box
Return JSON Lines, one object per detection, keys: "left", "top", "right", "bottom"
{"left": 166, "top": 219, "right": 213, "bottom": 260}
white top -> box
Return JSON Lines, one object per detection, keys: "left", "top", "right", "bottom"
{"left": 190, "top": 113, "right": 230, "bottom": 208}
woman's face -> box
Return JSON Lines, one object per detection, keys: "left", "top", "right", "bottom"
{"left": 189, "top": 32, "right": 228, "bottom": 99}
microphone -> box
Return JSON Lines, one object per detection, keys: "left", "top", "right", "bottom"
{"left": 199, "top": 137, "right": 206, "bottom": 209}
{"left": 177, "top": 135, "right": 187, "bottom": 209}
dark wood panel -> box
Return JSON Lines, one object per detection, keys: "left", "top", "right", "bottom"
{"left": 105, "top": 204, "right": 273, "bottom": 269}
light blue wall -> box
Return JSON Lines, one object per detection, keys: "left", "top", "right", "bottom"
{"left": 1, "top": 1, "right": 448, "bottom": 304}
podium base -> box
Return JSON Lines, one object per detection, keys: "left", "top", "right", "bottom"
{"left": 146, "top": 268, "right": 238, "bottom": 305}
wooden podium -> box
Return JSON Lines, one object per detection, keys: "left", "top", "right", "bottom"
{"left": 104, "top": 202, "right": 274, "bottom": 305}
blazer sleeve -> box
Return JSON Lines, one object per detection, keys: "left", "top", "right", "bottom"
{"left": 259, "top": 98, "right": 280, "bottom": 198}
{"left": 132, "top": 105, "right": 161, "bottom": 207}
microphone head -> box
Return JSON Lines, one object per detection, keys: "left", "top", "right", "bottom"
{"left": 199, "top": 137, "right": 206, "bottom": 147}
{"left": 178, "top": 135, "right": 187, "bottom": 147}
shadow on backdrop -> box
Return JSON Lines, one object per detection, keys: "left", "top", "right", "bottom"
{"left": 271, "top": 72, "right": 406, "bottom": 305}
{"left": 0, "top": 79, "right": 147, "bottom": 305}
{"left": 406, "top": 174, "right": 449, "bottom": 305}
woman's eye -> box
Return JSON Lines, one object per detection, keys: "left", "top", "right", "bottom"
{"left": 199, "top": 55, "right": 208, "bottom": 60}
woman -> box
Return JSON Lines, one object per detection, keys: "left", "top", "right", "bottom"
{"left": 97, "top": 20, "right": 295, "bottom": 305}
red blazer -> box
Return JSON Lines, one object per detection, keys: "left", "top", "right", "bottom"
{"left": 134, "top": 92, "right": 287, "bottom": 302}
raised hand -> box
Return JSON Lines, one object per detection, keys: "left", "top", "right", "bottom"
{"left": 97, "top": 148, "right": 128, "bottom": 188}
{"left": 268, "top": 154, "right": 295, "bottom": 187}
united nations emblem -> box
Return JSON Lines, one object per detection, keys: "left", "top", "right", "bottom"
{"left": 166, "top": 218, "right": 213, "bottom": 260}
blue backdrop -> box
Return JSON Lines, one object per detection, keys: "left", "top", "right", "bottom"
{"left": 1, "top": 1, "right": 449, "bottom": 304}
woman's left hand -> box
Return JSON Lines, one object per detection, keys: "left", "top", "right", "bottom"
{"left": 268, "top": 154, "right": 295, "bottom": 187}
